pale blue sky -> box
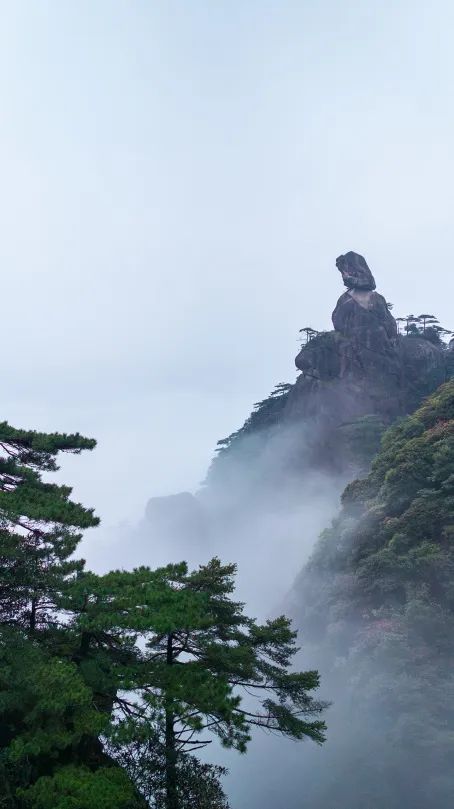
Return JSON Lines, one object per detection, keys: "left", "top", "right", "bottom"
{"left": 1, "top": 1, "right": 454, "bottom": 527}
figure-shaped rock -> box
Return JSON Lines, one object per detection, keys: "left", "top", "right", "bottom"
{"left": 292, "top": 252, "right": 404, "bottom": 456}
{"left": 332, "top": 289, "right": 397, "bottom": 341}
{"left": 332, "top": 252, "right": 397, "bottom": 343}
{"left": 336, "top": 251, "right": 376, "bottom": 291}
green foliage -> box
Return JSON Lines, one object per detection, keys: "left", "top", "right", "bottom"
{"left": 0, "top": 418, "right": 324, "bottom": 808}
{"left": 298, "top": 379, "right": 454, "bottom": 806}
{"left": 396, "top": 313, "right": 453, "bottom": 345}
{"left": 309, "top": 381, "right": 454, "bottom": 609}
{"left": 108, "top": 733, "right": 229, "bottom": 809}
{"left": 18, "top": 766, "right": 141, "bottom": 809}
{"left": 0, "top": 420, "right": 324, "bottom": 809}
{"left": 68, "top": 558, "right": 324, "bottom": 806}
{"left": 0, "top": 424, "right": 127, "bottom": 808}
{"left": 0, "top": 423, "right": 98, "bottom": 629}
{"left": 0, "top": 631, "right": 106, "bottom": 764}
{"left": 0, "top": 623, "right": 126, "bottom": 807}
{"left": 72, "top": 556, "right": 325, "bottom": 743}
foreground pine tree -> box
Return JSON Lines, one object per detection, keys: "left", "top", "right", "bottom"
{"left": 0, "top": 423, "right": 143, "bottom": 808}
{"left": 0, "top": 420, "right": 325, "bottom": 808}
{"left": 73, "top": 559, "right": 326, "bottom": 809}
{"left": 0, "top": 422, "right": 98, "bottom": 629}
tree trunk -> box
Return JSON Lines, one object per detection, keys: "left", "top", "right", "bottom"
{"left": 29, "top": 596, "right": 37, "bottom": 632}
{"left": 165, "top": 632, "right": 178, "bottom": 809}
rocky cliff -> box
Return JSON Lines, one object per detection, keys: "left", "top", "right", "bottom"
{"left": 207, "top": 251, "right": 449, "bottom": 488}
{"left": 143, "top": 252, "right": 451, "bottom": 565}
{"left": 294, "top": 251, "right": 445, "bottom": 419}
{"left": 137, "top": 255, "right": 454, "bottom": 807}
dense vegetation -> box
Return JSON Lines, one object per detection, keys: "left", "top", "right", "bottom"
{"left": 296, "top": 380, "right": 454, "bottom": 808}
{"left": 306, "top": 379, "right": 454, "bottom": 618}
{"left": 0, "top": 422, "right": 324, "bottom": 808}
{"left": 395, "top": 313, "right": 453, "bottom": 344}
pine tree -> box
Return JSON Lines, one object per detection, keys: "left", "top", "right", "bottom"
{"left": 0, "top": 422, "right": 326, "bottom": 808}
{"left": 417, "top": 313, "right": 438, "bottom": 334}
{"left": 0, "top": 422, "right": 98, "bottom": 630}
{"left": 299, "top": 327, "right": 318, "bottom": 344}
{"left": 72, "top": 559, "right": 325, "bottom": 809}
{"left": 0, "top": 423, "right": 146, "bottom": 807}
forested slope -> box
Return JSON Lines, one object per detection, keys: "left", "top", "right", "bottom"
{"left": 293, "top": 380, "right": 454, "bottom": 808}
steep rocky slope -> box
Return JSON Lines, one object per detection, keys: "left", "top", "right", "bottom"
{"left": 144, "top": 252, "right": 452, "bottom": 558}
{"left": 207, "top": 251, "right": 450, "bottom": 489}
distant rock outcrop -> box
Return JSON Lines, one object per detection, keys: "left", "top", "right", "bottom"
{"left": 150, "top": 251, "right": 450, "bottom": 515}
{"left": 287, "top": 252, "right": 448, "bottom": 469}
{"left": 204, "top": 251, "right": 451, "bottom": 495}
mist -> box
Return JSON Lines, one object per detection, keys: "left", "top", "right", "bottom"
{"left": 3, "top": 2, "right": 454, "bottom": 806}
{"left": 2, "top": 0, "right": 454, "bottom": 534}
{"left": 83, "top": 417, "right": 346, "bottom": 610}
{"left": 74, "top": 371, "right": 454, "bottom": 808}
{"left": 77, "top": 413, "right": 350, "bottom": 807}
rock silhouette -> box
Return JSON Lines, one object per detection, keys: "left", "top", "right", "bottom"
{"left": 336, "top": 251, "right": 376, "bottom": 290}
{"left": 288, "top": 251, "right": 447, "bottom": 469}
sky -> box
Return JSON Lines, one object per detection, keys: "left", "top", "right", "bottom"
{"left": 1, "top": 0, "right": 454, "bottom": 535}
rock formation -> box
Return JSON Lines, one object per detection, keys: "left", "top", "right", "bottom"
{"left": 202, "top": 250, "right": 451, "bottom": 495}
{"left": 283, "top": 251, "right": 447, "bottom": 470}
{"left": 336, "top": 251, "right": 376, "bottom": 290}
{"left": 332, "top": 253, "right": 396, "bottom": 343}
{"left": 148, "top": 252, "right": 451, "bottom": 517}
{"left": 124, "top": 247, "right": 454, "bottom": 644}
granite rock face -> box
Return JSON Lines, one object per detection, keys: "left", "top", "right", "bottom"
{"left": 399, "top": 335, "right": 448, "bottom": 411}
{"left": 290, "top": 252, "right": 448, "bottom": 469}
{"left": 332, "top": 289, "right": 397, "bottom": 340}
{"left": 151, "top": 252, "right": 450, "bottom": 507}
{"left": 295, "top": 251, "right": 400, "bottom": 397}
{"left": 336, "top": 251, "right": 376, "bottom": 290}
{"left": 205, "top": 251, "right": 450, "bottom": 488}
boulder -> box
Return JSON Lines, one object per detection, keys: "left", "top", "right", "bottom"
{"left": 336, "top": 251, "right": 376, "bottom": 290}
{"left": 332, "top": 290, "right": 397, "bottom": 341}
